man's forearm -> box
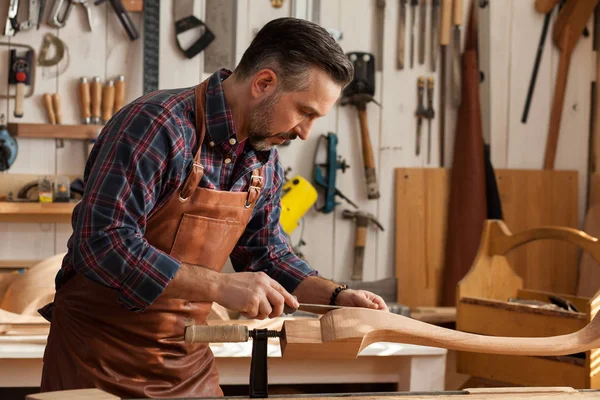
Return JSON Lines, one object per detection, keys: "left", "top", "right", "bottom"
{"left": 291, "top": 276, "right": 343, "bottom": 305}
{"left": 161, "top": 262, "right": 220, "bottom": 302}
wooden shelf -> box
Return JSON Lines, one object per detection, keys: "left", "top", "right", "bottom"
{"left": 7, "top": 123, "right": 103, "bottom": 140}
{"left": 0, "top": 202, "right": 77, "bottom": 223}
{"left": 0, "top": 260, "right": 41, "bottom": 269}
{"left": 122, "top": 0, "right": 143, "bottom": 12}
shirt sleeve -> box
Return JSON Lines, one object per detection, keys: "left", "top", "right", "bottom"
{"left": 70, "top": 102, "right": 188, "bottom": 312}
{"left": 229, "top": 155, "right": 319, "bottom": 294}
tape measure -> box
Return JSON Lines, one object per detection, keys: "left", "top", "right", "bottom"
{"left": 143, "top": 0, "right": 160, "bottom": 94}
{"left": 280, "top": 175, "right": 318, "bottom": 235}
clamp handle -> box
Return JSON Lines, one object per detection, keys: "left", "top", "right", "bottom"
{"left": 184, "top": 325, "right": 249, "bottom": 343}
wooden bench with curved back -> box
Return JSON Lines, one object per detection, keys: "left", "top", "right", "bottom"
{"left": 456, "top": 219, "right": 600, "bottom": 388}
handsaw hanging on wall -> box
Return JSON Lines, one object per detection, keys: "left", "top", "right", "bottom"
{"left": 543, "top": 0, "right": 598, "bottom": 170}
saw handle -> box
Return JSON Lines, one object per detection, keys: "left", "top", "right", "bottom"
{"left": 357, "top": 105, "right": 380, "bottom": 199}
{"left": 184, "top": 325, "right": 249, "bottom": 343}
{"left": 440, "top": 0, "right": 452, "bottom": 45}
{"left": 535, "top": 0, "right": 560, "bottom": 14}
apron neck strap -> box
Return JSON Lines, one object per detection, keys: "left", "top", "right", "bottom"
{"left": 180, "top": 82, "right": 209, "bottom": 200}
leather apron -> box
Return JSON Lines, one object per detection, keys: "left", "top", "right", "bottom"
{"left": 40, "top": 80, "right": 265, "bottom": 398}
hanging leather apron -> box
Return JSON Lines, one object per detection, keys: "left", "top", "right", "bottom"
{"left": 40, "top": 80, "right": 265, "bottom": 398}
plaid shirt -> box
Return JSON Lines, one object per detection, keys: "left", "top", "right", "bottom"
{"left": 39, "top": 69, "right": 317, "bottom": 320}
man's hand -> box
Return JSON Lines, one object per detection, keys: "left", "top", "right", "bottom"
{"left": 214, "top": 271, "right": 299, "bottom": 319}
{"left": 334, "top": 289, "right": 389, "bottom": 312}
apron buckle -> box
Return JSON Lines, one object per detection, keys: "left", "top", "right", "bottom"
{"left": 245, "top": 185, "right": 261, "bottom": 208}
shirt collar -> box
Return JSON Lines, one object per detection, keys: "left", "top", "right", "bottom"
{"left": 205, "top": 68, "right": 238, "bottom": 146}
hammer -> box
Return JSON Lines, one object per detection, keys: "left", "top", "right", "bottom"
{"left": 342, "top": 209, "right": 384, "bottom": 281}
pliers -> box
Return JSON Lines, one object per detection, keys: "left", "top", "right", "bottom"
{"left": 48, "top": 0, "right": 93, "bottom": 31}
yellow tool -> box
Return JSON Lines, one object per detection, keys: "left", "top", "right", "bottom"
{"left": 279, "top": 175, "right": 318, "bottom": 235}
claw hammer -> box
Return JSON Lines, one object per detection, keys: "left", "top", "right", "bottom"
{"left": 342, "top": 209, "right": 384, "bottom": 281}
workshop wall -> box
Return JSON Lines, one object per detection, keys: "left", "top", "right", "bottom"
{"left": 0, "top": 1, "right": 594, "bottom": 285}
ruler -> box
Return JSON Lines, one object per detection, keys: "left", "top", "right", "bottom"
{"left": 143, "top": 0, "right": 160, "bottom": 94}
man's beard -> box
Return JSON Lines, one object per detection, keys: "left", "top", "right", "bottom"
{"left": 247, "top": 93, "right": 298, "bottom": 151}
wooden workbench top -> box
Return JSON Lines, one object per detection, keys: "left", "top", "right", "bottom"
{"left": 25, "top": 387, "right": 600, "bottom": 400}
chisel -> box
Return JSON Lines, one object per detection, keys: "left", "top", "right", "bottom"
{"left": 419, "top": 0, "right": 427, "bottom": 65}
{"left": 397, "top": 0, "right": 406, "bottom": 69}
{"left": 431, "top": 0, "right": 440, "bottom": 71}
{"left": 439, "top": 0, "right": 452, "bottom": 166}
{"left": 410, "top": 0, "right": 418, "bottom": 68}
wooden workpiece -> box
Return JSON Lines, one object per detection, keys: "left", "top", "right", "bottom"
{"left": 188, "top": 303, "right": 600, "bottom": 360}
{"left": 277, "top": 306, "right": 600, "bottom": 359}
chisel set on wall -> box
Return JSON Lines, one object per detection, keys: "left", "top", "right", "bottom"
{"left": 396, "top": 0, "right": 462, "bottom": 168}
{"left": 397, "top": 0, "right": 459, "bottom": 73}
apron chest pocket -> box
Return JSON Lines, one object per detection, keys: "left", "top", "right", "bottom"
{"left": 169, "top": 213, "right": 243, "bottom": 269}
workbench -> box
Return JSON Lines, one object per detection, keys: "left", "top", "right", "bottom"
{"left": 23, "top": 387, "right": 600, "bottom": 400}
{"left": 0, "top": 335, "right": 447, "bottom": 392}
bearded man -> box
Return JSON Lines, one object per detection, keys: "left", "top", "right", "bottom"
{"left": 38, "top": 17, "right": 388, "bottom": 398}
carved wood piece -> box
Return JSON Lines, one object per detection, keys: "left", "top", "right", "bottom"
{"left": 278, "top": 306, "right": 600, "bottom": 359}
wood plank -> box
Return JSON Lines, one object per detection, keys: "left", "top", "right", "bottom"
{"left": 396, "top": 169, "right": 579, "bottom": 306}
{"left": 495, "top": 169, "right": 579, "bottom": 294}
{"left": 394, "top": 168, "right": 449, "bottom": 307}
{"left": 8, "top": 123, "right": 103, "bottom": 140}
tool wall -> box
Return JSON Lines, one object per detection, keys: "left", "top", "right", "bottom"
{"left": 0, "top": 1, "right": 595, "bottom": 288}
